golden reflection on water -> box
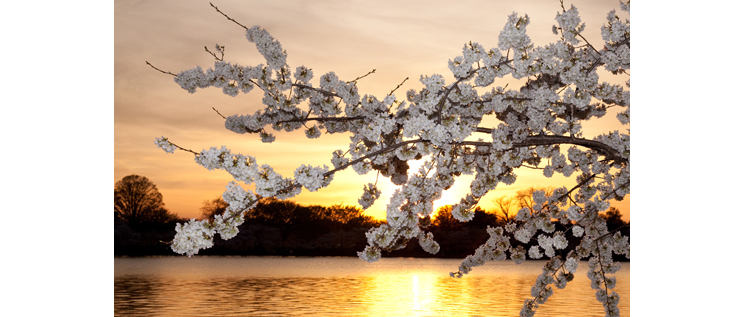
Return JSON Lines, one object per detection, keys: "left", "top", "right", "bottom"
{"left": 359, "top": 270, "right": 533, "bottom": 316}
{"left": 115, "top": 257, "right": 628, "bottom": 316}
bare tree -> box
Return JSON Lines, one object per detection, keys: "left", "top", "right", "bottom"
{"left": 491, "top": 195, "right": 515, "bottom": 223}
{"left": 514, "top": 186, "right": 556, "bottom": 210}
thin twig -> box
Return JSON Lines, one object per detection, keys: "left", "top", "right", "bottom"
{"left": 146, "top": 61, "right": 177, "bottom": 76}
{"left": 212, "top": 107, "right": 227, "bottom": 119}
{"left": 576, "top": 32, "right": 599, "bottom": 55}
{"left": 347, "top": 69, "right": 376, "bottom": 84}
{"left": 210, "top": 2, "right": 248, "bottom": 30}
{"left": 388, "top": 77, "right": 409, "bottom": 96}
{"left": 205, "top": 45, "right": 225, "bottom": 61}
{"left": 387, "top": 77, "right": 409, "bottom": 111}
{"left": 169, "top": 142, "right": 201, "bottom": 156}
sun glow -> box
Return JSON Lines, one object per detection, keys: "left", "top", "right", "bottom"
{"left": 431, "top": 183, "right": 463, "bottom": 214}
{"left": 412, "top": 275, "right": 421, "bottom": 311}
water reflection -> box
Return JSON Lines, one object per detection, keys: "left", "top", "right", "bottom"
{"left": 115, "top": 257, "right": 629, "bottom": 316}
{"left": 360, "top": 271, "right": 538, "bottom": 316}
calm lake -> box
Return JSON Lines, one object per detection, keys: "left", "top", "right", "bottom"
{"left": 114, "top": 256, "right": 629, "bottom": 316}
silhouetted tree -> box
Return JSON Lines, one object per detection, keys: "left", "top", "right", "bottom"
{"left": 491, "top": 195, "right": 516, "bottom": 224}
{"left": 245, "top": 197, "right": 310, "bottom": 242}
{"left": 600, "top": 207, "right": 627, "bottom": 231}
{"left": 431, "top": 205, "right": 497, "bottom": 230}
{"left": 471, "top": 206, "right": 499, "bottom": 229}
{"left": 114, "top": 175, "right": 177, "bottom": 226}
{"left": 428, "top": 205, "right": 499, "bottom": 257}
{"left": 326, "top": 204, "right": 380, "bottom": 227}
{"left": 431, "top": 205, "right": 458, "bottom": 230}
{"left": 514, "top": 186, "right": 556, "bottom": 210}
{"left": 490, "top": 187, "right": 555, "bottom": 225}
{"left": 200, "top": 196, "right": 229, "bottom": 220}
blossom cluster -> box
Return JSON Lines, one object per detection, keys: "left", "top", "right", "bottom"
{"left": 357, "top": 183, "right": 381, "bottom": 210}
{"left": 246, "top": 26, "right": 287, "bottom": 71}
{"left": 554, "top": 4, "right": 585, "bottom": 45}
{"left": 170, "top": 181, "right": 258, "bottom": 256}
{"left": 154, "top": 136, "right": 176, "bottom": 153}
{"left": 294, "top": 164, "right": 331, "bottom": 192}
{"left": 156, "top": 1, "right": 630, "bottom": 316}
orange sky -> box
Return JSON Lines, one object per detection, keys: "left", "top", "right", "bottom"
{"left": 114, "top": 0, "right": 629, "bottom": 222}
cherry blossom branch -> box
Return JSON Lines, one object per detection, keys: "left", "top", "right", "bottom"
{"left": 436, "top": 74, "right": 472, "bottom": 124}
{"left": 274, "top": 139, "right": 424, "bottom": 194}
{"left": 275, "top": 116, "right": 365, "bottom": 124}
{"left": 459, "top": 135, "right": 627, "bottom": 163}
{"left": 436, "top": 60, "right": 513, "bottom": 123}
{"left": 327, "top": 139, "right": 422, "bottom": 176}
{"left": 594, "top": 243, "right": 614, "bottom": 314}
{"left": 292, "top": 83, "right": 340, "bottom": 97}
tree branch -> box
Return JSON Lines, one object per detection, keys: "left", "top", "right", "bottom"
{"left": 458, "top": 134, "right": 626, "bottom": 163}
{"left": 274, "top": 139, "right": 424, "bottom": 194}
{"left": 292, "top": 83, "right": 340, "bottom": 98}
{"left": 275, "top": 116, "right": 365, "bottom": 124}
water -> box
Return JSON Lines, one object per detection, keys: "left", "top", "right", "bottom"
{"left": 114, "top": 256, "right": 629, "bottom": 316}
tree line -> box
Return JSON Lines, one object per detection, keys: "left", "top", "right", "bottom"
{"left": 115, "top": 174, "right": 628, "bottom": 259}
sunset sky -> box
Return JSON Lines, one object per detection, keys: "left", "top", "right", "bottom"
{"left": 11, "top": 1, "right": 747, "bottom": 315}
{"left": 114, "top": 0, "right": 630, "bottom": 222}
